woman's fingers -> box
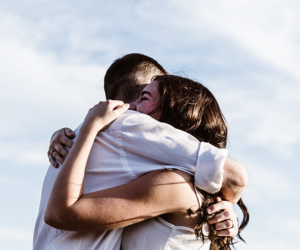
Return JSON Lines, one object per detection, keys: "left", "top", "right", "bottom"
{"left": 113, "top": 103, "right": 130, "bottom": 116}
{"left": 85, "top": 100, "right": 129, "bottom": 131}
{"left": 107, "top": 100, "right": 124, "bottom": 109}
{"left": 100, "top": 100, "right": 129, "bottom": 118}
{"left": 103, "top": 101, "right": 129, "bottom": 129}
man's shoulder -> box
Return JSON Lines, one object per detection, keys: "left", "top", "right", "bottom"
{"left": 108, "top": 110, "right": 199, "bottom": 145}
{"left": 108, "top": 110, "right": 159, "bottom": 130}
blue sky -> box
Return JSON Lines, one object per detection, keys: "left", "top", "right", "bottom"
{"left": 1, "top": 1, "right": 299, "bottom": 249}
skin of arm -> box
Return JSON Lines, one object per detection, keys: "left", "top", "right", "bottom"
{"left": 45, "top": 101, "right": 245, "bottom": 236}
{"left": 45, "top": 169, "right": 199, "bottom": 231}
{"left": 45, "top": 101, "right": 195, "bottom": 231}
{"left": 221, "top": 158, "right": 248, "bottom": 204}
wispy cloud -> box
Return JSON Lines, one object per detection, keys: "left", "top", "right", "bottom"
{"left": 0, "top": 1, "right": 299, "bottom": 249}
{"left": 0, "top": 226, "right": 32, "bottom": 250}
{"left": 161, "top": 0, "right": 300, "bottom": 79}
{"left": 0, "top": 11, "right": 107, "bottom": 138}
{"left": 0, "top": 177, "right": 20, "bottom": 185}
{"left": 244, "top": 162, "right": 297, "bottom": 204}
{"left": 237, "top": 229, "right": 287, "bottom": 250}
{"left": 0, "top": 227, "right": 31, "bottom": 241}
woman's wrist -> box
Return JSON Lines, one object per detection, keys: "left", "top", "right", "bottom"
{"left": 81, "top": 117, "right": 105, "bottom": 135}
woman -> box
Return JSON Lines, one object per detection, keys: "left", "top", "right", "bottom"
{"left": 45, "top": 75, "right": 248, "bottom": 249}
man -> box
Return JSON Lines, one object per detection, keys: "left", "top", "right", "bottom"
{"left": 48, "top": 53, "right": 168, "bottom": 167}
{"left": 34, "top": 53, "right": 243, "bottom": 249}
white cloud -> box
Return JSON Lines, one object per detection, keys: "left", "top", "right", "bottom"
{"left": 0, "top": 226, "right": 31, "bottom": 242}
{"left": 0, "top": 140, "right": 51, "bottom": 167}
{"left": 269, "top": 217, "right": 300, "bottom": 232}
{"left": 19, "top": 148, "right": 48, "bottom": 166}
{"left": 0, "top": 10, "right": 108, "bottom": 138}
{"left": 237, "top": 230, "right": 287, "bottom": 250}
{"left": 129, "top": 0, "right": 300, "bottom": 160}
{"left": 0, "top": 2, "right": 299, "bottom": 250}
{"left": 0, "top": 177, "right": 20, "bottom": 185}
{"left": 205, "top": 72, "right": 300, "bottom": 160}
{"left": 244, "top": 164, "right": 296, "bottom": 205}
{"left": 163, "top": 0, "right": 300, "bottom": 80}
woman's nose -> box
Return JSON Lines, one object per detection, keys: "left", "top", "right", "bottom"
{"left": 129, "top": 101, "right": 136, "bottom": 110}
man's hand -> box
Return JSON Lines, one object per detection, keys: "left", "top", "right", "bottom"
{"left": 207, "top": 197, "right": 238, "bottom": 237}
{"left": 47, "top": 128, "right": 75, "bottom": 168}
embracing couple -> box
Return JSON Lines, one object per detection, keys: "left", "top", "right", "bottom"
{"left": 33, "top": 53, "right": 249, "bottom": 250}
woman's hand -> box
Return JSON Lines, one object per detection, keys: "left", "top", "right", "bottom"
{"left": 47, "top": 100, "right": 129, "bottom": 168}
{"left": 83, "top": 100, "right": 130, "bottom": 131}
{"left": 45, "top": 100, "right": 129, "bottom": 228}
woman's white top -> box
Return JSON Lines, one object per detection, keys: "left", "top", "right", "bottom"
{"left": 122, "top": 216, "right": 210, "bottom": 250}
{"left": 33, "top": 110, "right": 227, "bottom": 250}
{"left": 122, "top": 188, "right": 210, "bottom": 250}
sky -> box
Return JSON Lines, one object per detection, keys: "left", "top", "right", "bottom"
{"left": 0, "top": 0, "right": 299, "bottom": 249}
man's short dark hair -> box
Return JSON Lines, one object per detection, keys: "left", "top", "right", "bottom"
{"left": 104, "top": 53, "right": 168, "bottom": 103}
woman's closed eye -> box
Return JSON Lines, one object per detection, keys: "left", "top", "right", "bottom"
{"left": 140, "top": 97, "right": 148, "bottom": 101}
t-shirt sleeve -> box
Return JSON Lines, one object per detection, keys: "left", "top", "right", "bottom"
{"left": 113, "top": 112, "right": 227, "bottom": 193}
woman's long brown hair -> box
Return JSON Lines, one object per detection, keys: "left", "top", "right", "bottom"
{"left": 153, "top": 75, "right": 249, "bottom": 250}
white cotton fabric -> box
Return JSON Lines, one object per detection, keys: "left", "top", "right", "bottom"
{"left": 33, "top": 110, "right": 227, "bottom": 250}
{"left": 121, "top": 189, "right": 210, "bottom": 250}
{"left": 121, "top": 216, "right": 210, "bottom": 250}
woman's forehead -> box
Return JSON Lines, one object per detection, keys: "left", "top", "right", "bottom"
{"left": 143, "top": 80, "right": 159, "bottom": 93}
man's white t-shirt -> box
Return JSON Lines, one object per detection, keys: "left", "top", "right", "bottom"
{"left": 33, "top": 110, "right": 227, "bottom": 250}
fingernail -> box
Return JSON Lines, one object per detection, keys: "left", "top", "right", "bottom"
{"left": 207, "top": 208, "right": 211, "bottom": 214}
